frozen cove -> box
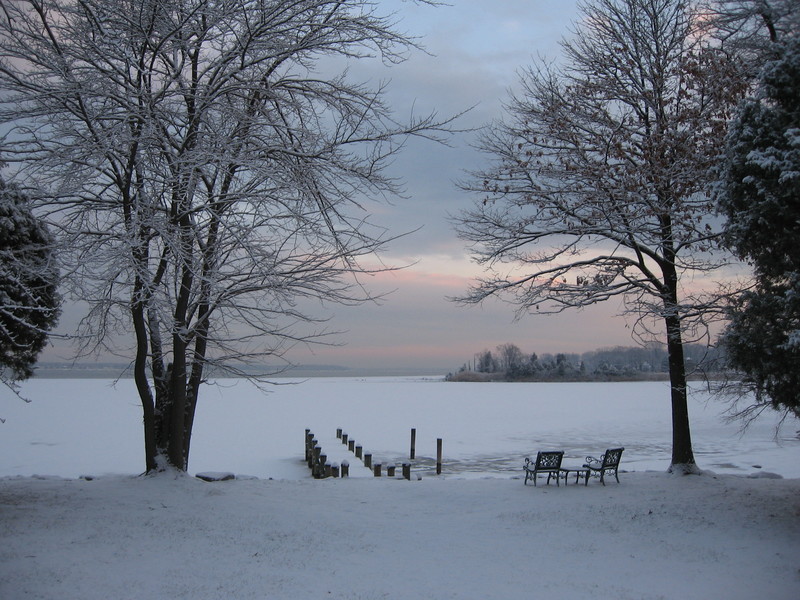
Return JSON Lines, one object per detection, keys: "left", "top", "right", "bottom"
{"left": 1, "top": 377, "right": 798, "bottom": 480}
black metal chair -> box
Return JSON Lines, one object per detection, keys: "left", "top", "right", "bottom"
{"left": 583, "top": 447, "right": 624, "bottom": 484}
{"left": 524, "top": 451, "right": 564, "bottom": 486}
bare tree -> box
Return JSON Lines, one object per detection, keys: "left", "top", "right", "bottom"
{"left": 496, "top": 342, "right": 524, "bottom": 373}
{"left": 0, "top": 0, "right": 450, "bottom": 472}
{"left": 475, "top": 349, "right": 496, "bottom": 373}
{"left": 711, "top": 0, "right": 799, "bottom": 48}
{"left": 453, "top": 0, "right": 748, "bottom": 473}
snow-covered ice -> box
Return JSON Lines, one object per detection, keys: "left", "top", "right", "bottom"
{"left": 2, "top": 377, "right": 798, "bottom": 480}
{"left": 1, "top": 377, "right": 799, "bottom": 599}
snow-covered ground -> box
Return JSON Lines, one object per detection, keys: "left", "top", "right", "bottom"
{"left": 2, "top": 377, "right": 800, "bottom": 599}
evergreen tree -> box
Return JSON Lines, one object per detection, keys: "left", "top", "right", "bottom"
{"left": 0, "top": 179, "right": 60, "bottom": 383}
{"left": 717, "top": 36, "right": 800, "bottom": 417}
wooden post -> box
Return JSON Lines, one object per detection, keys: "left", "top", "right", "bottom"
{"left": 312, "top": 446, "right": 321, "bottom": 478}
{"left": 364, "top": 453, "right": 372, "bottom": 469}
{"left": 410, "top": 428, "right": 416, "bottom": 459}
{"left": 306, "top": 431, "right": 315, "bottom": 463}
{"left": 373, "top": 463, "right": 382, "bottom": 477}
{"left": 348, "top": 439, "right": 355, "bottom": 452}
{"left": 387, "top": 465, "right": 396, "bottom": 477}
{"left": 331, "top": 464, "right": 340, "bottom": 478}
{"left": 341, "top": 461, "right": 349, "bottom": 477}
{"left": 336, "top": 428, "right": 342, "bottom": 439}
{"left": 402, "top": 462, "right": 411, "bottom": 480}
{"left": 342, "top": 433, "right": 349, "bottom": 445}
{"left": 324, "top": 462, "right": 332, "bottom": 478}
{"left": 355, "top": 445, "right": 362, "bottom": 459}
{"left": 436, "top": 438, "right": 443, "bottom": 475}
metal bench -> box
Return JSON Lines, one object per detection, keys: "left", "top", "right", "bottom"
{"left": 583, "top": 447, "right": 624, "bottom": 485}
{"left": 523, "top": 450, "right": 564, "bottom": 486}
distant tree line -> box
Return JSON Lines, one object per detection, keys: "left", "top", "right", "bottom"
{"left": 447, "top": 343, "right": 726, "bottom": 382}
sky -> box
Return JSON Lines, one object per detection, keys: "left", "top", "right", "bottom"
{"left": 42, "top": 0, "right": 663, "bottom": 373}
{"left": 282, "top": 0, "right": 640, "bottom": 371}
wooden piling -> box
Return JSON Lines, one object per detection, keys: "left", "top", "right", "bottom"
{"left": 402, "top": 462, "right": 411, "bottom": 480}
{"left": 410, "top": 428, "right": 416, "bottom": 459}
{"left": 373, "top": 463, "right": 382, "bottom": 477}
{"left": 341, "top": 461, "right": 349, "bottom": 477}
{"left": 312, "top": 446, "right": 321, "bottom": 478}
{"left": 348, "top": 439, "right": 355, "bottom": 452}
{"left": 305, "top": 431, "right": 315, "bottom": 464}
{"left": 364, "top": 453, "right": 372, "bottom": 469}
{"left": 342, "top": 433, "right": 349, "bottom": 445}
{"left": 355, "top": 445, "right": 362, "bottom": 459}
{"left": 387, "top": 465, "right": 396, "bottom": 477}
{"left": 436, "top": 438, "right": 443, "bottom": 475}
{"left": 336, "top": 428, "right": 342, "bottom": 439}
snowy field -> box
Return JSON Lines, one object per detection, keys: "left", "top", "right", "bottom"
{"left": 2, "top": 377, "right": 800, "bottom": 599}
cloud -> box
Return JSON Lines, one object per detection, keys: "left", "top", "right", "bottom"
{"left": 288, "top": 252, "right": 638, "bottom": 370}
{"left": 331, "top": 0, "right": 583, "bottom": 262}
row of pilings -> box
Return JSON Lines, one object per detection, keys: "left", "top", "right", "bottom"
{"left": 304, "top": 428, "right": 414, "bottom": 479}
{"left": 305, "top": 429, "right": 347, "bottom": 478}
{"left": 335, "top": 428, "right": 413, "bottom": 479}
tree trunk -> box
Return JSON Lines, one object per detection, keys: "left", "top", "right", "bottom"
{"left": 167, "top": 350, "right": 188, "bottom": 470}
{"left": 153, "top": 364, "right": 172, "bottom": 465}
{"left": 132, "top": 301, "right": 158, "bottom": 473}
{"left": 665, "top": 313, "right": 696, "bottom": 471}
{"left": 658, "top": 203, "right": 698, "bottom": 473}
{"left": 166, "top": 191, "right": 196, "bottom": 471}
{"left": 183, "top": 376, "right": 201, "bottom": 471}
